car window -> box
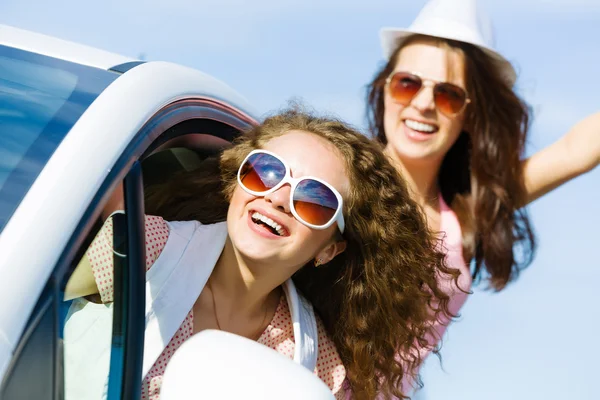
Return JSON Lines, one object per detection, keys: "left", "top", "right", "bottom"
{"left": 0, "top": 211, "right": 126, "bottom": 400}
{"left": 1, "top": 106, "right": 251, "bottom": 400}
{"left": 0, "top": 46, "right": 118, "bottom": 232}
{"left": 61, "top": 212, "right": 125, "bottom": 400}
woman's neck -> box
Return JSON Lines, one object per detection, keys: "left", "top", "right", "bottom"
{"left": 209, "top": 236, "right": 282, "bottom": 319}
{"left": 384, "top": 145, "right": 442, "bottom": 208}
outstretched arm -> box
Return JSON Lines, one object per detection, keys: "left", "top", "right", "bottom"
{"left": 523, "top": 112, "right": 600, "bottom": 205}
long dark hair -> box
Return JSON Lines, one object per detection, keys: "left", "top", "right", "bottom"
{"left": 367, "top": 35, "right": 536, "bottom": 290}
{"left": 146, "top": 109, "right": 459, "bottom": 399}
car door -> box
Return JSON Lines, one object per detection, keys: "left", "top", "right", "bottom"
{"left": 0, "top": 56, "right": 258, "bottom": 399}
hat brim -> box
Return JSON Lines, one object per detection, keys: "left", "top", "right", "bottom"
{"left": 380, "top": 27, "right": 517, "bottom": 86}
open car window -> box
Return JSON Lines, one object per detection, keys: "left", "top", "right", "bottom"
{"left": 0, "top": 93, "right": 253, "bottom": 400}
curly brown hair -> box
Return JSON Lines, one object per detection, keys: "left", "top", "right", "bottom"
{"left": 366, "top": 35, "right": 536, "bottom": 291}
{"left": 146, "top": 108, "right": 459, "bottom": 399}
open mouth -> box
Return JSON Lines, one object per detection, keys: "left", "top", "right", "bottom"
{"left": 250, "top": 211, "right": 288, "bottom": 237}
{"left": 404, "top": 118, "right": 439, "bottom": 134}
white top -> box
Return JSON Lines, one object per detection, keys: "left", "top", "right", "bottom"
{"left": 63, "top": 220, "right": 319, "bottom": 400}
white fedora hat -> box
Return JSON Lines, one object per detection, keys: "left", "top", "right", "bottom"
{"left": 380, "top": 0, "right": 516, "bottom": 86}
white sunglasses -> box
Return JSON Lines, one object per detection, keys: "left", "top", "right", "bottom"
{"left": 237, "top": 149, "right": 345, "bottom": 233}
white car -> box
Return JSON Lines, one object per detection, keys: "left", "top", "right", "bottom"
{"left": 0, "top": 25, "right": 334, "bottom": 400}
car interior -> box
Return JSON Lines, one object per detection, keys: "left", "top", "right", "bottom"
{"left": 64, "top": 117, "right": 243, "bottom": 301}
{"left": 141, "top": 118, "right": 238, "bottom": 188}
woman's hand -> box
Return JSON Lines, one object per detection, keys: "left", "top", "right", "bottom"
{"left": 522, "top": 111, "right": 599, "bottom": 205}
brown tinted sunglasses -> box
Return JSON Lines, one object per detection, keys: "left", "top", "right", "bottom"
{"left": 385, "top": 71, "right": 471, "bottom": 117}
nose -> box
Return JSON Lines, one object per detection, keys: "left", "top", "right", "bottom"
{"left": 264, "top": 185, "right": 292, "bottom": 214}
{"left": 410, "top": 82, "right": 436, "bottom": 114}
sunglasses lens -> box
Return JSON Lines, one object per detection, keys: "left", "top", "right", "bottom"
{"left": 293, "top": 179, "right": 339, "bottom": 227}
{"left": 239, "top": 152, "right": 286, "bottom": 192}
{"left": 434, "top": 83, "right": 467, "bottom": 116}
{"left": 388, "top": 72, "right": 422, "bottom": 105}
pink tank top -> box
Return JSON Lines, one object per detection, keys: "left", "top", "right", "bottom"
{"left": 394, "top": 196, "right": 473, "bottom": 396}
{"left": 434, "top": 194, "right": 473, "bottom": 337}
{"left": 399, "top": 195, "right": 472, "bottom": 395}
{"left": 352, "top": 195, "right": 473, "bottom": 399}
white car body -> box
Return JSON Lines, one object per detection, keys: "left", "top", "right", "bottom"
{"left": 0, "top": 25, "right": 134, "bottom": 69}
{"left": 0, "top": 24, "right": 334, "bottom": 399}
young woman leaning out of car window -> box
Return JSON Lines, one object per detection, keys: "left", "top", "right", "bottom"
{"left": 64, "top": 108, "right": 458, "bottom": 400}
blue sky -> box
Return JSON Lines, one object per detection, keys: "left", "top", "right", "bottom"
{"left": 2, "top": 1, "right": 599, "bottom": 399}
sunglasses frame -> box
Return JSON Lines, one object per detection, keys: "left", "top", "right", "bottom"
{"left": 385, "top": 71, "right": 471, "bottom": 117}
{"left": 237, "top": 149, "right": 346, "bottom": 233}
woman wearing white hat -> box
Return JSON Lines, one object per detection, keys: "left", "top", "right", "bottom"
{"left": 365, "top": 0, "right": 600, "bottom": 395}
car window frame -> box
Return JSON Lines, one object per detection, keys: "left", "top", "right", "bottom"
{"left": 0, "top": 99, "right": 254, "bottom": 400}
{"left": 105, "top": 161, "right": 146, "bottom": 400}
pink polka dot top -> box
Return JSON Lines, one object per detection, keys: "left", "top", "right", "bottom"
{"left": 86, "top": 215, "right": 347, "bottom": 399}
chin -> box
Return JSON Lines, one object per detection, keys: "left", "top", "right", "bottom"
{"left": 389, "top": 140, "right": 439, "bottom": 162}
{"left": 229, "top": 229, "right": 279, "bottom": 260}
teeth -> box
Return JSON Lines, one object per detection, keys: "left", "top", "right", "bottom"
{"left": 252, "top": 212, "right": 285, "bottom": 236}
{"left": 405, "top": 119, "right": 436, "bottom": 133}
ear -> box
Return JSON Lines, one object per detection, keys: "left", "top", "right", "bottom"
{"left": 315, "top": 239, "right": 347, "bottom": 265}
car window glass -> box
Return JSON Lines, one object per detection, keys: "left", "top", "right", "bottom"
{"left": 0, "top": 46, "right": 117, "bottom": 232}
{"left": 61, "top": 212, "right": 127, "bottom": 400}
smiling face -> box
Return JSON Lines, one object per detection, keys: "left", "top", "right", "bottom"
{"left": 383, "top": 38, "right": 468, "bottom": 166}
{"left": 226, "top": 130, "right": 349, "bottom": 273}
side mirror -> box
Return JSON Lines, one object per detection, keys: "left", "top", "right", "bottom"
{"left": 161, "top": 329, "right": 335, "bottom": 400}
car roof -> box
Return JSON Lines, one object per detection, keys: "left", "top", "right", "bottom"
{"left": 0, "top": 23, "right": 259, "bottom": 116}
{"left": 0, "top": 24, "right": 135, "bottom": 70}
